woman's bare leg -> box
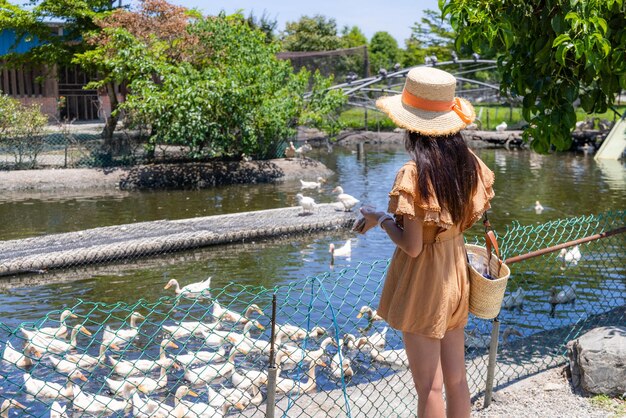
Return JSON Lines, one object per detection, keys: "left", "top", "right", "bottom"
{"left": 440, "top": 327, "right": 470, "bottom": 418}
{"left": 403, "top": 331, "right": 445, "bottom": 418}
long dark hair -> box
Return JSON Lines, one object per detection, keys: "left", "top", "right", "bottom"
{"left": 404, "top": 131, "right": 479, "bottom": 224}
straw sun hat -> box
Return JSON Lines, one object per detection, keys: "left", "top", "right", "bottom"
{"left": 376, "top": 66, "right": 475, "bottom": 136}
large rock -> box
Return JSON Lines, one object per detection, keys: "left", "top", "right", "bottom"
{"left": 567, "top": 326, "right": 626, "bottom": 396}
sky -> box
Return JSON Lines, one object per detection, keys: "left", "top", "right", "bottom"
{"left": 166, "top": 0, "right": 441, "bottom": 45}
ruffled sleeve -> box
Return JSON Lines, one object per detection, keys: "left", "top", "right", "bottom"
{"left": 387, "top": 161, "right": 455, "bottom": 229}
{"left": 462, "top": 152, "right": 495, "bottom": 231}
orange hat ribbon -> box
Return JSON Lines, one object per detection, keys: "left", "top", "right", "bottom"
{"left": 402, "top": 90, "right": 473, "bottom": 124}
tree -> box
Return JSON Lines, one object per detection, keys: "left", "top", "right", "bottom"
{"left": 369, "top": 31, "right": 400, "bottom": 74}
{"left": 0, "top": 0, "right": 138, "bottom": 153}
{"left": 75, "top": 0, "right": 199, "bottom": 146}
{"left": 246, "top": 10, "right": 278, "bottom": 44}
{"left": 403, "top": 9, "right": 456, "bottom": 67}
{"left": 90, "top": 13, "right": 345, "bottom": 160}
{"left": 341, "top": 25, "right": 367, "bottom": 48}
{"left": 442, "top": 0, "right": 626, "bottom": 152}
{"left": 281, "top": 15, "right": 342, "bottom": 51}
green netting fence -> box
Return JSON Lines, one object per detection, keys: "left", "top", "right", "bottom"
{"left": 0, "top": 211, "right": 624, "bottom": 417}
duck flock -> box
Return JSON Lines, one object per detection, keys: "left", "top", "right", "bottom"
{"left": 0, "top": 275, "right": 416, "bottom": 418}
{"left": 295, "top": 178, "right": 360, "bottom": 215}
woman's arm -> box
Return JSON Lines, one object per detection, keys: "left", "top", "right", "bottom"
{"left": 359, "top": 208, "right": 424, "bottom": 258}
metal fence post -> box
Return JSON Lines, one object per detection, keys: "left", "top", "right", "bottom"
{"left": 483, "top": 317, "right": 500, "bottom": 407}
{"left": 266, "top": 293, "right": 278, "bottom": 418}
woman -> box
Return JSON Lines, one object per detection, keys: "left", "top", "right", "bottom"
{"left": 357, "top": 67, "right": 495, "bottom": 418}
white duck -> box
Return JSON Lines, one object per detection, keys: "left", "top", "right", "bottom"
{"left": 332, "top": 186, "right": 360, "bottom": 211}
{"left": 502, "top": 326, "right": 523, "bottom": 345}
{"left": 162, "top": 318, "right": 222, "bottom": 339}
{"left": 280, "top": 336, "right": 334, "bottom": 367}
{"left": 231, "top": 367, "right": 268, "bottom": 391}
{"left": 495, "top": 121, "right": 507, "bottom": 132}
{"left": 295, "top": 193, "right": 316, "bottom": 214}
{"left": 181, "top": 387, "right": 246, "bottom": 417}
{"left": 204, "top": 319, "right": 265, "bottom": 347}
{"left": 2, "top": 341, "right": 41, "bottom": 368}
{"left": 23, "top": 371, "right": 86, "bottom": 399}
{"left": 109, "top": 339, "right": 178, "bottom": 376}
{"left": 172, "top": 346, "right": 226, "bottom": 369}
{"left": 102, "top": 311, "right": 144, "bottom": 347}
{"left": 284, "top": 141, "right": 297, "bottom": 159}
{"left": 329, "top": 240, "right": 352, "bottom": 262}
{"left": 64, "top": 341, "right": 118, "bottom": 371}
{"left": 164, "top": 277, "right": 212, "bottom": 298}
{"left": 331, "top": 338, "right": 354, "bottom": 379}
{"left": 356, "top": 305, "right": 384, "bottom": 322}
{"left": 48, "top": 355, "right": 91, "bottom": 377}
{"left": 211, "top": 384, "right": 263, "bottom": 409}
{"left": 465, "top": 329, "right": 491, "bottom": 349}
{"left": 106, "top": 364, "right": 168, "bottom": 396}
{"left": 550, "top": 283, "right": 577, "bottom": 305}
{"left": 50, "top": 401, "right": 68, "bottom": 418}
{"left": 0, "top": 399, "right": 26, "bottom": 417}
{"left": 22, "top": 324, "right": 91, "bottom": 355}
{"left": 300, "top": 177, "right": 326, "bottom": 189}
{"left": 275, "top": 352, "right": 327, "bottom": 394}
{"left": 534, "top": 200, "right": 544, "bottom": 214}
{"left": 351, "top": 326, "right": 388, "bottom": 350}
{"left": 358, "top": 341, "right": 408, "bottom": 367}
{"left": 501, "top": 287, "right": 526, "bottom": 310}
{"left": 38, "top": 310, "right": 77, "bottom": 339}
{"left": 276, "top": 324, "right": 325, "bottom": 342}
{"left": 557, "top": 245, "right": 582, "bottom": 268}
{"left": 132, "top": 385, "right": 196, "bottom": 418}
{"left": 72, "top": 386, "right": 130, "bottom": 415}
{"left": 212, "top": 300, "right": 263, "bottom": 324}
{"left": 184, "top": 346, "right": 237, "bottom": 386}
{"left": 226, "top": 332, "right": 289, "bottom": 356}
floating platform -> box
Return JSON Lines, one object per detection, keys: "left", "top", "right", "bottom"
{"left": 0, "top": 204, "right": 356, "bottom": 276}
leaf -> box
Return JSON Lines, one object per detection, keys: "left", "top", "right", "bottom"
{"left": 552, "top": 34, "right": 571, "bottom": 47}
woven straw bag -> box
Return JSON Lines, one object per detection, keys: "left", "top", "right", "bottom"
{"left": 467, "top": 220, "right": 511, "bottom": 319}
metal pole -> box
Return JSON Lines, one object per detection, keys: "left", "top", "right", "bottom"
{"left": 266, "top": 294, "right": 278, "bottom": 418}
{"left": 483, "top": 317, "right": 501, "bottom": 407}
{"left": 505, "top": 226, "right": 626, "bottom": 264}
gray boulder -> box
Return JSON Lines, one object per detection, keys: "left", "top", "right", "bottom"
{"left": 567, "top": 326, "right": 626, "bottom": 396}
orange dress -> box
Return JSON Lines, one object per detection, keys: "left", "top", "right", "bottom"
{"left": 377, "top": 154, "right": 495, "bottom": 338}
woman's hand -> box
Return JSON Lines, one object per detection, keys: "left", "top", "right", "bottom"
{"left": 356, "top": 206, "right": 386, "bottom": 235}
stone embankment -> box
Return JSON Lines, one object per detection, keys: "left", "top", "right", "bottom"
{"left": 0, "top": 158, "right": 333, "bottom": 192}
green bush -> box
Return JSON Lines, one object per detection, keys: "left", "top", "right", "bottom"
{"left": 0, "top": 93, "right": 48, "bottom": 168}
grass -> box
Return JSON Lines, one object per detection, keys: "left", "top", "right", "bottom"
{"left": 339, "top": 105, "right": 626, "bottom": 131}
{"left": 590, "top": 394, "right": 626, "bottom": 417}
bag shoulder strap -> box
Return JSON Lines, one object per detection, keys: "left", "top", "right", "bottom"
{"left": 483, "top": 213, "right": 503, "bottom": 276}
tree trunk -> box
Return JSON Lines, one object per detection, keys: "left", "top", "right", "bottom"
{"left": 101, "top": 81, "right": 120, "bottom": 153}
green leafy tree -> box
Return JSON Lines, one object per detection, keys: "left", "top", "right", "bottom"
{"left": 0, "top": 93, "right": 47, "bottom": 168}
{"left": 442, "top": 0, "right": 626, "bottom": 152}
{"left": 369, "top": 31, "right": 400, "bottom": 74}
{"left": 404, "top": 9, "right": 456, "bottom": 67}
{"left": 341, "top": 25, "right": 367, "bottom": 48}
{"left": 281, "top": 15, "right": 342, "bottom": 51}
{"left": 246, "top": 10, "right": 278, "bottom": 44}
{"left": 97, "top": 14, "right": 344, "bottom": 160}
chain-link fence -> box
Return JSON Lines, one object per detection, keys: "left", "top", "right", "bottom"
{"left": 0, "top": 210, "right": 624, "bottom": 417}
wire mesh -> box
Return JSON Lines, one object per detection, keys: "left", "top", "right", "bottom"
{"left": 0, "top": 211, "right": 624, "bottom": 417}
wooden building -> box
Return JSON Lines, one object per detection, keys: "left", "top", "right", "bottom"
{"left": 0, "top": 25, "right": 108, "bottom": 121}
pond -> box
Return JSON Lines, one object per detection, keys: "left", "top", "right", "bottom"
{"left": 0, "top": 143, "right": 624, "bottom": 415}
